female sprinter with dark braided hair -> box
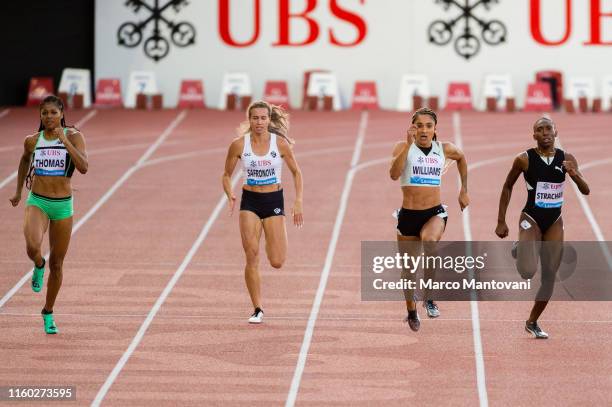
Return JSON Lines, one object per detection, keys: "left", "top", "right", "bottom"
{"left": 9, "top": 95, "right": 88, "bottom": 334}
{"left": 222, "top": 100, "right": 303, "bottom": 324}
{"left": 389, "top": 108, "right": 469, "bottom": 332}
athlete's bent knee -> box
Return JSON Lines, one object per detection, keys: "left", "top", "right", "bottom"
{"left": 516, "top": 262, "right": 537, "bottom": 280}
{"left": 269, "top": 257, "right": 285, "bottom": 269}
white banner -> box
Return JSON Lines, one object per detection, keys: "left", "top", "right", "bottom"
{"left": 125, "top": 71, "right": 159, "bottom": 108}
{"left": 397, "top": 75, "right": 430, "bottom": 111}
{"left": 480, "top": 74, "right": 514, "bottom": 110}
{"left": 59, "top": 68, "right": 92, "bottom": 108}
{"left": 219, "top": 72, "right": 252, "bottom": 109}
{"left": 567, "top": 77, "right": 596, "bottom": 102}
{"left": 603, "top": 75, "right": 612, "bottom": 112}
{"left": 306, "top": 72, "right": 342, "bottom": 110}
{"left": 96, "top": 0, "right": 612, "bottom": 109}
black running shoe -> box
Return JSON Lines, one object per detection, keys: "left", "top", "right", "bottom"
{"left": 525, "top": 320, "right": 548, "bottom": 339}
{"left": 404, "top": 310, "right": 420, "bottom": 332}
{"left": 423, "top": 300, "right": 440, "bottom": 318}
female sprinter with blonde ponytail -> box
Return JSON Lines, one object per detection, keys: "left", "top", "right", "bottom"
{"left": 222, "top": 100, "right": 303, "bottom": 324}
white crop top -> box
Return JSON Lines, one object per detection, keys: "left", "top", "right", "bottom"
{"left": 400, "top": 141, "right": 445, "bottom": 187}
{"left": 241, "top": 133, "right": 283, "bottom": 186}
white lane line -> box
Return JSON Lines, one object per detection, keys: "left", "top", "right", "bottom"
{"left": 91, "top": 170, "right": 242, "bottom": 407}
{"left": 555, "top": 138, "right": 612, "bottom": 271}
{"left": 0, "top": 110, "right": 98, "bottom": 191}
{"left": 453, "top": 112, "right": 489, "bottom": 407}
{"left": 285, "top": 111, "right": 368, "bottom": 407}
{"left": 0, "top": 109, "right": 10, "bottom": 119}
{"left": 581, "top": 158, "right": 612, "bottom": 171}
{"left": 0, "top": 111, "right": 187, "bottom": 310}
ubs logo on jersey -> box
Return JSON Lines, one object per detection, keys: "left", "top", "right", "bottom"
{"left": 42, "top": 149, "right": 61, "bottom": 157}
{"left": 428, "top": 0, "right": 507, "bottom": 60}
{"left": 271, "top": 151, "right": 277, "bottom": 158}
{"left": 117, "top": 0, "right": 196, "bottom": 61}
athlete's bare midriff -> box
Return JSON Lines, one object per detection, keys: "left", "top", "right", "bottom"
{"left": 401, "top": 186, "right": 441, "bottom": 210}
{"left": 243, "top": 183, "right": 282, "bottom": 193}
{"left": 31, "top": 175, "right": 72, "bottom": 198}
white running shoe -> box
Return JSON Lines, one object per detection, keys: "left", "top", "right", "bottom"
{"left": 248, "top": 308, "right": 264, "bottom": 324}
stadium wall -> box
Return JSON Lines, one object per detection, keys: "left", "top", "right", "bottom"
{"left": 91, "top": 0, "right": 611, "bottom": 109}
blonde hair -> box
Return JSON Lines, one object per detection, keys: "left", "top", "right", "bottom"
{"left": 238, "top": 100, "right": 294, "bottom": 145}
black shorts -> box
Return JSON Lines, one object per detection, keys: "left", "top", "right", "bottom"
{"left": 240, "top": 189, "right": 285, "bottom": 219}
{"left": 522, "top": 207, "right": 562, "bottom": 234}
{"left": 397, "top": 205, "right": 448, "bottom": 237}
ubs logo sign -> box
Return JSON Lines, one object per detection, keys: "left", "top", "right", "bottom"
{"left": 117, "top": 0, "right": 196, "bottom": 62}
{"left": 428, "top": 0, "right": 507, "bottom": 60}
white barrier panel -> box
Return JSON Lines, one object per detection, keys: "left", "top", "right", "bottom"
{"left": 480, "top": 74, "right": 514, "bottom": 110}
{"left": 219, "top": 73, "right": 252, "bottom": 109}
{"left": 125, "top": 71, "right": 159, "bottom": 108}
{"left": 306, "top": 72, "right": 342, "bottom": 111}
{"left": 59, "top": 68, "right": 92, "bottom": 108}
{"left": 602, "top": 75, "right": 612, "bottom": 111}
{"left": 397, "top": 75, "right": 430, "bottom": 111}
{"left": 567, "top": 77, "right": 596, "bottom": 103}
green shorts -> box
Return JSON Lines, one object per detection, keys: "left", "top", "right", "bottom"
{"left": 26, "top": 192, "right": 73, "bottom": 221}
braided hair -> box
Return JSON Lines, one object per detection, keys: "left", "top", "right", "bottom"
{"left": 411, "top": 107, "right": 438, "bottom": 141}
{"left": 26, "top": 95, "right": 73, "bottom": 189}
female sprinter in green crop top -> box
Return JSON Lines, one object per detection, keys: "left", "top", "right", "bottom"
{"left": 9, "top": 95, "right": 88, "bottom": 334}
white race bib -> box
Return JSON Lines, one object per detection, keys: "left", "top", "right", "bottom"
{"left": 535, "top": 182, "right": 564, "bottom": 208}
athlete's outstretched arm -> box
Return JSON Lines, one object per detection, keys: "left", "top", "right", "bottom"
{"left": 444, "top": 142, "right": 469, "bottom": 211}
{"left": 496, "top": 153, "right": 528, "bottom": 238}
{"left": 389, "top": 125, "right": 416, "bottom": 180}
{"left": 9, "top": 135, "right": 36, "bottom": 207}
{"left": 563, "top": 153, "right": 589, "bottom": 195}
{"left": 279, "top": 138, "right": 303, "bottom": 227}
{"left": 222, "top": 139, "right": 241, "bottom": 215}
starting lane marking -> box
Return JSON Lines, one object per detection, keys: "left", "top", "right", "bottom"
{"left": 0, "top": 110, "right": 186, "bottom": 310}
{"left": 453, "top": 112, "right": 489, "bottom": 407}
{"left": 0, "top": 110, "right": 98, "bottom": 191}
{"left": 286, "top": 111, "right": 369, "bottom": 407}
{"left": 91, "top": 170, "right": 242, "bottom": 407}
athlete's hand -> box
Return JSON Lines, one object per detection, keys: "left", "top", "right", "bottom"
{"left": 562, "top": 160, "right": 578, "bottom": 177}
{"left": 406, "top": 124, "right": 417, "bottom": 145}
{"left": 495, "top": 221, "right": 509, "bottom": 238}
{"left": 292, "top": 199, "right": 303, "bottom": 228}
{"left": 9, "top": 192, "right": 21, "bottom": 207}
{"left": 458, "top": 189, "right": 469, "bottom": 211}
{"left": 53, "top": 127, "right": 67, "bottom": 142}
{"left": 227, "top": 194, "right": 236, "bottom": 216}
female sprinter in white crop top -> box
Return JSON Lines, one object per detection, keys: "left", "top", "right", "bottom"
{"left": 389, "top": 108, "right": 469, "bottom": 331}
{"left": 222, "top": 100, "right": 303, "bottom": 324}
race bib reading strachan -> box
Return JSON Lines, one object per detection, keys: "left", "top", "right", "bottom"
{"left": 535, "top": 182, "right": 564, "bottom": 208}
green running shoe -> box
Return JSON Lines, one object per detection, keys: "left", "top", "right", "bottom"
{"left": 31, "top": 259, "right": 45, "bottom": 293}
{"left": 42, "top": 312, "right": 57, "bottom": 334}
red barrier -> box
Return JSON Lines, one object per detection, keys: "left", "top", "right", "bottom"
{"left": 177, "top": 80, "right": 205, "bottom": 108}
{"left": 26, "top": 77, "right": 54, "bottom": 107}
{"left": 351, "top": 81, "right": 378, "bottom": 110}
{"left": 445, "top": 82, "right": 473, "bottom": 110}
{"left": 264, "top": 81, "right": 290, "bottom": 108}
{"left": 524, "top": 83, "right": 553, "bottom": 112}
{"left": 95, "top": 78, "right": 123, "bottom": 107}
